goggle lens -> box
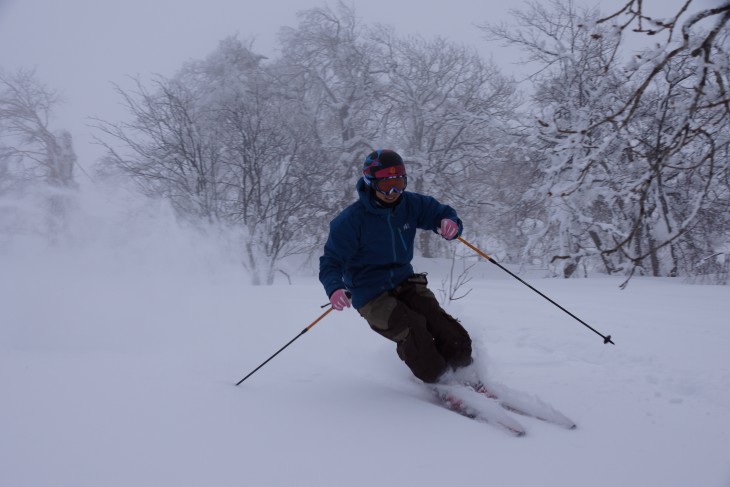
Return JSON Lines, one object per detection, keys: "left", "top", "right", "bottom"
{"left": 374, "top": 176, "right": 407, "bottom": 195}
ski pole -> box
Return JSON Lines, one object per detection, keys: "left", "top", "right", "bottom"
{"left": 235, "top": 306, "right": 335, "bottom": 386}
{"left": 456, "top": 236, "right": 614, "bottom": 345}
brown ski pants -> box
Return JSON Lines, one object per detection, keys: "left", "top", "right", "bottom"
{"left": 357, "top": 274, "right": 472, "bottom": 383}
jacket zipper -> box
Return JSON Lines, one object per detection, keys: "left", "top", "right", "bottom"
{"left": 397, "top": 227, "right": 408, "bottom": 252}
{"left": 386, "top": 212, "right": 397, "bottom": 287}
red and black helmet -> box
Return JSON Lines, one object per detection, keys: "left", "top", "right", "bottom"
{"left": 362, "top": 149, "right": 408, "bottom": 195}
{"left": 362, "top": 149, "right": 406, "bottom": 181}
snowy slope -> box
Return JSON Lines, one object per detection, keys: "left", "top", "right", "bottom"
{"left": 2, "top": 197, "right": 730, "bottom": 487}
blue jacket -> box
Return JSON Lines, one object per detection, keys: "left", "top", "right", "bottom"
{"left": 319, "top": 178, "right": 463, "bottom": 309}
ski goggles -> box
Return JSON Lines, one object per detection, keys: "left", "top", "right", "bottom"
{"left": 373, "top": 175, "right": 407, "bottom": 196}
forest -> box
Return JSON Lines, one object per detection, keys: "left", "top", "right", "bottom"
{"left": 2, "top": 0, "right": 729, "bottom": 286}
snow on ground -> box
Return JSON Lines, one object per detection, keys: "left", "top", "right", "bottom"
{"left": 2, "top": 192, "right": 730, "bottom": 487}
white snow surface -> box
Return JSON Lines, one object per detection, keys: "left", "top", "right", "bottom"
{"left": 2, "top": 192, "right": 730, "bottom": 487}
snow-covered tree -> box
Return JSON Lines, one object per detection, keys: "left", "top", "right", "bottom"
{"left": 0, "top": 68, "right": 77, "bottom": 190}
{"left": 0, "top": 68, "right": 78, "bottom": 240}
{"left": 96, "top": 38, "right": 326, "bottom": 284}
{"left": 275, "top": 2, "right": 388, "bottom": 211}
{"left": 96, "top": 75, "right": 225, "bottom": 222}
{"left": 481, "top": 0, "right": 730, "bottom": 284}
{"left": 374, "top": 31, "right": 519, "bottom": 256}
{"left": 187, "top": 38, "right": 325, "bottom": 284}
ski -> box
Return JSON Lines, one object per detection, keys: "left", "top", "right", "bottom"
{"left": 430, "top": 383, "right": 527, "bottom": 437}
{"left": 465, "top": 380, "right": 577, "bottom": 430}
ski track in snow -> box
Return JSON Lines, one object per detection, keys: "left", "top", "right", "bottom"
{"left": 2, "top": 245, "right": 730, "bottom": 487}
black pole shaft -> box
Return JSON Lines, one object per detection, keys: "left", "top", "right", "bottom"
{"left": 457, "top": 237, "right": 614, "bottom": 345}
{"left": 235, "top": 307, "right": 335, "bottom": 386}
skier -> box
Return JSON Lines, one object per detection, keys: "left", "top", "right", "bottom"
{"left": 319, "top": 149, "right": 473, "bottom": 383}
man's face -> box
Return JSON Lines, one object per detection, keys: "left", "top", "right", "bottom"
{"left": 371, "top": 175, "right": 406, "bottom": 204}
{"left": 374, "top": 188, "right": 401, "bottom": 204}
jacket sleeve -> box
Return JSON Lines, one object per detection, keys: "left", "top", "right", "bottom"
{"left": 414, "top": 194, "right": 464, "bottom": 237}
{"left": 319, "top": 212, "right": 359, "bottom": 297}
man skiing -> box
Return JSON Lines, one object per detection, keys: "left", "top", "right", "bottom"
{"left": 319, "top": 149, "right": 473, "bottom": 383}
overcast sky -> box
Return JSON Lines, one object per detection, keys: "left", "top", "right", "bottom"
{"left": 0, "top": 0, "right": 718, "bottom": 169}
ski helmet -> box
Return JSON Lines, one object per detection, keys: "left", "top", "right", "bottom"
{"left": 362, "top": 149, "right": 406, "bottom": 183}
